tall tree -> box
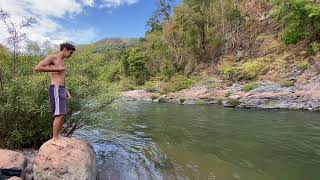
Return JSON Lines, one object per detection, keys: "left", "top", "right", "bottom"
{"left": 0, "top": 9, "right": 37, "bottom": 73}
{"left": 147, "top": 0, "right": 175, "bottom": 32}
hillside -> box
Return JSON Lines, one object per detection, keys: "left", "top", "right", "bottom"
{"left": 77, "top": 38, "right": 139, "bottom": 53}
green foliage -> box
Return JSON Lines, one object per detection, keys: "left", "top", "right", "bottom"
{"left": 307, "top": 42, "right": 320, "bottom": 55}
{"left": 226, "top": 98, "right": 241, "bottom": 107}
{"left": 144, "top": 79, "right": 160, "bottom": 93}
{"left": 161, "top": 74, "right": 195, "bottom": 94}
{"left": 102, "top": 61, "right": 122, "bottom": 82}
{"left": 222, "top": 60, "right": 268, "bottom": 81}
{"left": 225, "top": 91, "right": 233, "bottom": 97}
{"left": 298, "top": 60, "right": 310, "bottom": 70}
{"left": 122, "top": 48, "right": 150, "bottom": 85}
{"left": 241, "top": 61, "right": 267, "bottom": 80}
{"left": 207, "top": 83, "right": 224, "bottom": 89}
{"left": 222, "top": 65, "right": 241, "bottom": 80}
{"left": 243, "top": 82, "right": 260, "bottom": 92}
{"left": 280, "top": 80, "right": 295, "bottom": 87}
{"left": 227, "top": 8, "right": 245, "bottom": 26}
{"left": 0, "top": 45, "right": 117, "bottom": 148}
{"left": 274, "top": 0, "right": 320, "bottom": 45}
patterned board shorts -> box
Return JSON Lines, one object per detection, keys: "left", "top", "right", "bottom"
{"left": 49, "top": 85, "right": 68, "bottom": 116}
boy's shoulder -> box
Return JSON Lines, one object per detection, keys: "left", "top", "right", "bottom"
{"left": 46, "top": 53, "right": 59, "bottom": 61}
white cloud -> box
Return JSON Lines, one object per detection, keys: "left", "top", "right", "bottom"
{"left": 81, "top": 0, "right": 95, "bottom": 7}
{"left": 0, "top": 0, "right": 98, "bottom": 48}
{"left": 0, "top": 0, "right": 139, "bottom": 50}
{"left": 100, "top": 0, "right": 139, "bottom": 8}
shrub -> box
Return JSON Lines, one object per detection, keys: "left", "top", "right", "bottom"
{"left": 225, "top": 91, "right": 233, "bottom": 97}
{"left": 240, "top": 61, "right": 267, "bottom": 80}
{"left": 221, "top": 60, "right": 268, "bottom": 81}
{"left": 307, "top": 42, "right": 320, "bottom": 55}
{"left": 226, "top": 98, "right": 241, "bottom": 107}
{"left": 217, "top": 99, "right": 223, "bottom": 105}
{"left": 144, "top": 80, "right": 160, "bottom": 93}
{"left": 298, "top": 60, "right": 310, "bottom": 70}
{"left": 222, "top": 65, "right": 240, "bottom": 80}
{"left": 274, "top": 0, "right": 320, "bottom": 45}
{"left": 161, "top": 75, "right": 195, "bottom": 94}
{"left": 243, "top": 82, "right": 260, "bottom": 92}
{"left": 280, "top": 80, "right": 295, "bottom": 87}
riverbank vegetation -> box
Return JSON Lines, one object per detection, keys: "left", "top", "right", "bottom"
{"left": 1, "top": 0, "right": 320, "bottom": 148}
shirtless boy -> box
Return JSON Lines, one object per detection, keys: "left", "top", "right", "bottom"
{"left": 34, "top": 43, "right": 75, "bottom": 145}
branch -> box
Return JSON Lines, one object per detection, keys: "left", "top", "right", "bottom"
{"left": 0, "top": 9, "right": 10, "bottom": 22}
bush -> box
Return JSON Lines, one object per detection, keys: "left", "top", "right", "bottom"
{"left": 221, "top": 60, "right": 268, "bottom": 81}
{"left": 207, "top": 83, "right": 224, "bottom": 89}
{"left": 240, "top": 61, "right": 267, "bottom": 80}
{"left": 144, "top": 80, "right": 160, "bottom": 93}
{"left": 0, "top": 58, "right": 52, "bottom": 148}
{"left": 126, "top": 48, "right": 150, "bottom": 85}
{"left": 298, "top": 60, "right": 310, "bottom": 70}
{"left": 280, "top": 80, "right": 295, "bottom": 87}
{"left": 225, "top": 91, "right": 233, "bottom": 97}
{"left": 161, "top": 75, "right": 195, "bottom": 94}
{"left": 307, "top": 42, "right": 320, "bottom": 55}
{"left": 226, "top": 98, "right": 241, "bottom": 107}
{"left": 103, "top": 61, "right": 121, "bottom": 82}
{"left": 243, "top": 82, "right": 260, "bottom": 92}
{"left": 274, "top": 0, "right": 320, "bottom": 45}
{"left": 0, "top": 46, "right": 116, "bottom": 148}
{"left": 222, "top": 65, "right": 241, "bottom": 80}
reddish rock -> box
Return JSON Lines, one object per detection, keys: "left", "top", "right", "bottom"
{"left": 33, "top": 137, "right": 96, "bottom": 180}
{"left": 0, "top": 149, "right": 26, "bottom": 179}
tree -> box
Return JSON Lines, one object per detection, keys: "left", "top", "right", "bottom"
{"left": 147, "top": 0, "right": 175, "bottom": 32}
{"left": 0, "top": 9, "right": 37, "bottom": 73}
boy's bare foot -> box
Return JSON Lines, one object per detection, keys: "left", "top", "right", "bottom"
{"left": 51, "top": 138, "right": 67, "bottom": 147}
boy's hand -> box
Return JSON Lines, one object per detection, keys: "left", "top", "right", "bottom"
{"left": 57, "top": 66, "right": 65, "bottom": 72}
{"left": 66, "top": 90, "right": 71, "bottom": 99}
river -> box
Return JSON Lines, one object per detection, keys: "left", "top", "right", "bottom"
{"left": 76, "top": 100, "right": 320, "bottom": 180}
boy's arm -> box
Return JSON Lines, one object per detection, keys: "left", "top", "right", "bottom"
{"left": 34, "top": 55, "right": 64, "bottom": 72}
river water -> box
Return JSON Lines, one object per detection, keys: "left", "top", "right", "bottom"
{"left": 76, "top": 100, "right": 320, "bottom": 180}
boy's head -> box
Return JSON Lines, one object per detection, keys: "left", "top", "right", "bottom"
{"left": 60, "top": 43, "right": 75, "bottom": 58}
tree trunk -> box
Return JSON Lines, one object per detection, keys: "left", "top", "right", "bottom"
{"left": 220, "top": 0, "right": 225, "bottom": 36}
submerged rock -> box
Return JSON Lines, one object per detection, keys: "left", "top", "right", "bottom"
{"left": 33, "top": 137, "right": 96, "bottom": 180}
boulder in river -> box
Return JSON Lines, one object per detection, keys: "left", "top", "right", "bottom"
{"left": 33, "top": 137, "right": 96, "bottom": 180}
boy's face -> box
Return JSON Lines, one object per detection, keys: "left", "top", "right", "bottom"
{"left": 63, "top": 48, "right": 74, "bottom": 58}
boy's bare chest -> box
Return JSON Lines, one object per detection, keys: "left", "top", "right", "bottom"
{"left": 50, "top": 58, "right": 64, "bottom": 67}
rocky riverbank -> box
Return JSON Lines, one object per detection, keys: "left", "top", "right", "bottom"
{"left": 0, "top": 138, "right": 96, "bottom": 180}
{"left": 122, "top": 79, "right": 320, "bottom": 111}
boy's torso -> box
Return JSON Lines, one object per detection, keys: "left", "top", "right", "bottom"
{"left": 49, "top": 54, "right": 65, "bottom": 85}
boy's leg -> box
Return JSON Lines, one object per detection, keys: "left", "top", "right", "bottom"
{"left": 52, "top": 115, "right": 64, "bottom": 141}
{"left": 58, "top": 115, "right": 65, "bottom": 137}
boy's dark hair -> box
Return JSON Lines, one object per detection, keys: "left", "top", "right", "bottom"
{"left": 60, "top": 43, "right": 76, "bottom": 51}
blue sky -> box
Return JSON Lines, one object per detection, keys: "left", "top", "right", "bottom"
{"left": 0, "top": 0, "right": 182, "bottom": 45}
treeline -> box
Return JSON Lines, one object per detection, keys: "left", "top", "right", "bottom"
{"left": 102, "top": 0, "right": 320, "bottom": 90}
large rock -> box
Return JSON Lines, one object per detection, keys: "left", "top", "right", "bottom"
{"left": 0, "top": 149, "right": 26, "bottom": 180}
{"left": 33, "top": 137, "right": 96, "bottom": 180}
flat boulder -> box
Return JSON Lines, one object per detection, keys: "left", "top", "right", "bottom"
{"left": 33, "top": 137, "right": 96, "bottom": 180}
{"left": 0, "top": 149, "right": 26, "bottom": 179}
